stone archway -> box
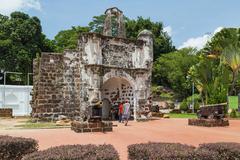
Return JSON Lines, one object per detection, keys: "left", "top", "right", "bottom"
{"left": 103, "top": 70, "right": 136, "bottom": 90}
{"left": 101, "top": 76, "right": 135, "bottom": 120}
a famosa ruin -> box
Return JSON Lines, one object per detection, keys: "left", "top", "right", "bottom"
{"left": 31, "top": 7, "right": 153, "bottom": 123}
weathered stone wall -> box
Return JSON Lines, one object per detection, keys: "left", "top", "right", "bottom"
{"left": 102, "top": 77, "right": 134, "bottom": 106}
{"left": 31, "top": 52, "right": 81, "bottom": 120}
{"left": 31, "top": 53, "right": 64, "bottom": 120}
{"left": 62, "top": 50, "right": 81, "bottom": 119}
{"left": 78, "top": 30, "right": 153, "bottom": 120}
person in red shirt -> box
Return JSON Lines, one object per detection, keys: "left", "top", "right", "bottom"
{"left": 118, "top": 102, "right": 123, "bottom": 123}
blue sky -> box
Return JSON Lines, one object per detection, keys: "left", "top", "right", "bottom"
{"left": 0, "top": 0, "right": 240, "bottom": 49}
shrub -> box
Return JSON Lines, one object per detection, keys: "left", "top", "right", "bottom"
{"left": 128, "top": 142, "right": 228, "bottom": 160}
{"left": 180, "top": 100, "right": 188, "bottom": 111}
{"left": 0, "top": 135, "right": 38, "bottom": 160}
{"left": 22, "top": 144, "right": 119, "bottom": 160}
{"left": 230, "top": 109, "right": 237, "bottom": 118}
{"left": 128, "top": 142, "right": 195, "bottom": 160}
{"left": 199, "top": 142, "right": 240, "bottom": 160}
{"left": 189, "top": 148, "right": 219, "bottom": 160}
{"left": 170, "top": 109, "right": 181, "bottom": 114}
{"left": 194, "top": 102, "right": 200, "bottom": 111}
{"left": 180, "top": 94, "right": 201, "bottom": 112}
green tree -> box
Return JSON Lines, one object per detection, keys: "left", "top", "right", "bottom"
{"left": 40, "top": 33, "right": 56, "bottom": 52}
{"left": 54, "top": 26, "right": 90, "bottom": 53}
{"left": 188, "top": 55, "right": 230, "bottom": 104}
{"left": 88, "top": 15, "right": 106, "bottom": 34}
{"left": 126, "top": 17, "right": 175, "bottom": 60}
{"left": 0, "top": 12, "right": 54, "bottom": 84}
{"left": 153, "top": 48, "right": 198, "bottom": 99}
{"left": 204, "top": 28, "right": 240, "bottom": 95}
{"left": 204, "top": 28, "right": 240, "bottom": 56}
{"left": 221, "top": 44, "right": 240, "bottom": 95}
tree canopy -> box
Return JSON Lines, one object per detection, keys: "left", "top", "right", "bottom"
{"left": 153, "top": 48, "right": 198, "bottom": 99}
{"left": 204, "top": 28, "right": 240, "bottom": 96}
{"left": 54, "top": 26, "right": 90, "bottom": 53}
{"left": 188, "top": 54, "right": 230, "bottom": 104}
{"left": 0, "top": 12, "right": 54, "bottom": 84}
{"left": 204, "top": 28, "right": 240, "bottom": 56}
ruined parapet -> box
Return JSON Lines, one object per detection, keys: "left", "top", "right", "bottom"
{"left": 137, "top": 29, "right": 154, "bottom": 69}
{"left": 103, "top": 7, "right": 126, "bottom": 38}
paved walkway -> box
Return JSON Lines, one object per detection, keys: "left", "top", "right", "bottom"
{"left": 1, "top": 119, "right": 240, "bottom": 160}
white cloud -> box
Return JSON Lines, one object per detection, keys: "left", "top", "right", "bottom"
{"left": 178, "top": 26, "right": 224, "bottom": 50}
{"left": 163, "top": 26, "right": 172, "bottom": 36}
{"left": 0, "top": 0, "right": 41, "bottom": 15}
{"left": 178, "top": 34, "right": 211, "bottom": 50}
{"left": 213, "top": 26, "right": 224, "bottom": 35}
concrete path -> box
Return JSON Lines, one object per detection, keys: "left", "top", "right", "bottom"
{"left": 1, "top": 119, "right": 240, "bottom": 160}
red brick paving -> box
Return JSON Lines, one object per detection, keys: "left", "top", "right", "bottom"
{"left": 1, "top": 119, "right": 240, "bottom": 160}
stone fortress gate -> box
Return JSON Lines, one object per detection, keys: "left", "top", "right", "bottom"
{"left": 31, "top": 7, "right": 153, "bottom": 121}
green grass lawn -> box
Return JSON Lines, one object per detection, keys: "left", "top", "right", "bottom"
{"left": 167, "top": 112, "right": 240, "bottom": 119}
{"left": 14, "top": 120, "right": 70, "bottom": 129}
{"left": 167, "top": 113, "right": 197, "bottom": 119}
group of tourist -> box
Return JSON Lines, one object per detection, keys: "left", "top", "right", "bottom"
{"left": 118, "top": 99, "right": 131, "bottom": 126}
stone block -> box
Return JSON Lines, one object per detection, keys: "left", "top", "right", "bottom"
{"left": 89, "top": 122, "right": 98, "bottom": 128}
{"left": 91, "top": 128, "right": 103, "bottom": 132}
{"left": 103, "top": 127, "right": 113, "bottom": 132}
{"left": 71, "top": 121, "right": 113, "bottom": 133}
{"left": 0, "top": 108, "right": 13, "bottom": 117}
{"left": 188, "top": 118, "right": 229, "bottom": 127}
{"left": 71, "top": 127, "right": 82, "bottom": 133}
{"left": 83, "top": 128, "right": 91, "bottom": 132}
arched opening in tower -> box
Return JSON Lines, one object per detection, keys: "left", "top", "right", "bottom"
{"left": 101, "top": 77, "right": 134, "bottom": 120}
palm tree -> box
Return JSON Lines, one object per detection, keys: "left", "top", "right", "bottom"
{"left": 188, "top": 58, "right": 213, "bottom": 104}
{"left": 188, "top": 54, "right": 230, "bottom": 104}
{"left": 205, "top": 28, "right": 240, "bottom": 96}
{"left": 221, "top": 44, "right": 240, "bottom": 95}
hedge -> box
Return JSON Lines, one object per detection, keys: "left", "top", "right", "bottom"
{"left": 199, "top": 142, "right": 240, "bottom": 160}
{"left": 128, "top": 142, "right": 195, "bottom": 160}
{"left": 0, "top": 135, "right": 38, "bottom": 160}
{"left": 128, "top": 142, "right": 240, "bottom": 160}
{"left": 189, "top": 148, "right": 219, "bottom": 160}
{"left": 22, "top": 144, "right": 119, "bottom": 160}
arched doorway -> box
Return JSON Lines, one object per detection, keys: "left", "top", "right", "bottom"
{"left": 101, "top": 77, "right": 135, "bottom": 120}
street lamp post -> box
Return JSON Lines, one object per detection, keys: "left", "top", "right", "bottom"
{"left": 186, "top": 75, "right": 195, "bottom": 113}
{"left": 192, "top": 82, "right": 195, "bottom": 113}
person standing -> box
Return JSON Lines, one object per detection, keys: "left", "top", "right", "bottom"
{"left": 123, "top": 99, "right": 131, "bottom": 126}
{"left": 118, "top": 102, "right": 123, "bottom": 123}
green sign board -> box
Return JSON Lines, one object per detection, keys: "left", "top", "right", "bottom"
{"left": 228, "top": 96, "right": 239, "bottom": 109}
